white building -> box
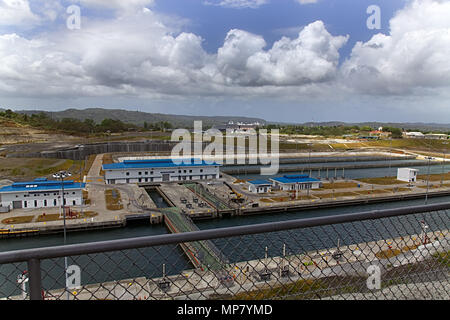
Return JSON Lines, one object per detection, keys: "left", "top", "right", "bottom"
{"left": 102, "top": 159, "right": 221, "bottom": 185}
{"left": 270, "top": 175, "right": 322, "bottom": 191}
{"left": 397, "top": 168, "right": 419, "bottom": 183}
{"left": 424, "top": 133, "right": 449, "bottom": 140}
{"left": 0, "top": 178, "right": 85, "bottom": 210}
{"left": 248, "top": 180, "right": 272, "bottom": 194}
{"left": 403, "top": 132, "right": 425, "bottom": 139}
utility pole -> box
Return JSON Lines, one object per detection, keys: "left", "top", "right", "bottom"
{"left": 425, "top": 157, "right": 432, "bottom": 204}
{"left": 441, "top": 142, "right": 448, "bottom": 187}
{"left": 53, "top": 170, "right": 72, "bottom": 301}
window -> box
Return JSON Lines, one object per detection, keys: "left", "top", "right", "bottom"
{"left": 126, "top": 172, "right": 130, "bottom": 176}
{"left": 200, "top": 169, "right": 203, "bottom": 173}
{"left": 145, "top": 171, "right": 148, "bottom": 175}
{"left": 139, "top": 172, "right": 142, "bottom": 175}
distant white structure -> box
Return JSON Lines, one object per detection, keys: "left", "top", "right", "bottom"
{"left": 424, "top": 133, "right": 449, "bottom": 140}
{"left": 403, "top": 132, "right": 425, "bottom": 139}
{"left": 397, "top": 168, "right": 419, "bottom": 183}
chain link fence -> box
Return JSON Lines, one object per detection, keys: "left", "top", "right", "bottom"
{"left": 0, "top": 203, "right": 448, "bottom": 300}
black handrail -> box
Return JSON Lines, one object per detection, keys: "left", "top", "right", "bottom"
{"left": 0, "top": 202, "right": 448, "bottom": 264}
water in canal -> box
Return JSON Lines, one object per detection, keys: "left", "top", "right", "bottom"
{"left": 232, "top": 163, "right": 450, "bottom": 181}
{"left": 146, "top": 188, "right": 170, "bottom": 208}
{"left": 0, "top": 192, "right": 449, "bottom": 298}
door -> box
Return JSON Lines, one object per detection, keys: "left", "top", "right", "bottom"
{"left": 13, "top": 201, "right": 22, "bottom": 209}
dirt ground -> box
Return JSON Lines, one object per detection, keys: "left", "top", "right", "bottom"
{"left": 0, "top": 157, "right": 84, "bottom": 181}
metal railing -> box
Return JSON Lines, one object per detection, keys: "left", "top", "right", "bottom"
{"left": 0, "top": 202, "right": 449, "bottom": 300}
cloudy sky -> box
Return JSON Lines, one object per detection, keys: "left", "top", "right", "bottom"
{"left": 0, "top": 0, "right": 449, "bottom": 123}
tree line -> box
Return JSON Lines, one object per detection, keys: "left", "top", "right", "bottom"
{"left": 263, "top": 124, "right": 405, "bottom": 138}
{"left": 0, "top": 109, "right": 173, "bottom": 135}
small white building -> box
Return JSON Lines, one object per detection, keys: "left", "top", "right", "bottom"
{"left": 397, "top": 168, "right": 419, "bottom": 183}
{"left": 270, "top": 175, "right": 322, "bottom": 191}
{"left": 102, "top": 159, "right": 220, "bottom": 185}
{"left": 248, "top": 180, "right": 272, "bottom": 194}
{"left": 0, "top": 178, "right": 85, "bottom": 210}
{"left": 424, "top": 133, "right": 449, "bottom": 140}
{"left": 403, "top": 132, "right": 425, "bottom": 139}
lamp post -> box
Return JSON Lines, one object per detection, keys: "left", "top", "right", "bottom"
{"left": 441, "top": 142, "right": 448, "bottom": 187}
{"left": 53, "top": 170, "right": 71, "bottom": 300}
{"left": 425, "top": 157, "right": 432, "bottom": 204}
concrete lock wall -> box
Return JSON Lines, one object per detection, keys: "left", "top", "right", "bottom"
{"left": 11, "top": 141, "right": 212, "bottom": 160}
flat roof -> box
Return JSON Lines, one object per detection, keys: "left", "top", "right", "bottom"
{"left": 248, "top": 180, "right": 272, "bottom": 185}
{"left": 270, "top": 175, "right": 321, "bottom": 184}
{"left": 103, "top": 158, "right": 221, "bottom": 170}
{"left": 0, "top": 179, "right": 85, "bottom": 193}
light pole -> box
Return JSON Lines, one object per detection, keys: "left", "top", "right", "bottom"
{"left": 53, "top": 170, "right": 72, "bottom": 300}
{"left": 425, "top": 157, "right": 432, "bottom": 204}
{"left": 441, "top": 142, "right": 448, "bottom": 187}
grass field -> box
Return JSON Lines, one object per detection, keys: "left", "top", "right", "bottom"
{"left": 36, "top": 211, "right": 97, "bottom": 222}
{"left": 0, "top": 158, "right": 83, "bottom": 181}
{"left": 356, "top": 177, "right": 408, "bottom": 185}
{"left": 417, "top": 172, "right": 450, "bottom": 181}
{"left": 1, "top": 216, "right": 34, "bottom": 224}
{"left": 105, "top": 189, "right": 124, "bottom": 210}
{"left": 321, "top": 182, "right": 358, "bottom": 189}
{"left": 314, "top": 191, "right": 361, "bottom": 199}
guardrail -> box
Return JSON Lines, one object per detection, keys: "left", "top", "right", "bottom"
{"left": 0, "top": 202, "right": 448, "bottom": 300}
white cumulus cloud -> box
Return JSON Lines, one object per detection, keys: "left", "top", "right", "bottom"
{"left": 217, "top": 21, "right": 348, "bottom": 86}
{"left": 341, "top": 0, "right": 450, "bottom": 95}
{"left": 0, "top": 0, "right": 40, "bottom": 26}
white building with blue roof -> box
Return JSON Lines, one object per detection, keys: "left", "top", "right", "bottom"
{"left": 270, "top": 175, "right": 322, "bottom": 191}
{"left": 102, "top": 159, "right": 220, "bottom": 185}
{"left": 0, "top": 178, "right": 86, "bottom": 210}
{"left": 248, "top": 180, "right": 272, "bottom": 194}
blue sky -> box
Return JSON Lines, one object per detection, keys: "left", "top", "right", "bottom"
{"left": 154, "top": 0, "right": 404, "bottom": 58}
{"left": 0, "top": 0, "right": 449, "bottom": 124}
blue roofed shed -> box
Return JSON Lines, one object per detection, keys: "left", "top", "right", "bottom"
{"left": 248, "top": 180, "right": 272, "bottom": 194}
{"left": 270, "top": 175, "right": 322, "bottom": 191}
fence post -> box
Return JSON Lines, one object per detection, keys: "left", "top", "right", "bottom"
{"left": 27, "top": 258, "right": 43, "bottom": 300}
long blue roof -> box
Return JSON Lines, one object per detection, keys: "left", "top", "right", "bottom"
{"left": 103, "top": 158, "right": 221, "bottom": 170}
{"left": 248, "top": 180, "right": 272, "bottom": 185}
{"left": 271, "top": 175, "right": 321, "bottom": 184}
{"left": 0, "top": 178, "right": 85, "bottom": 193}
